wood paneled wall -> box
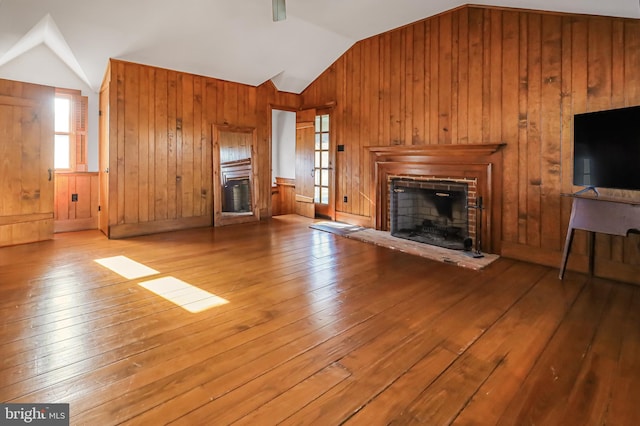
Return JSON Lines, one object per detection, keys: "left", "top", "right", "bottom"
{"left": 301, "top": 6, "right": 640, "bottom": 284}
{"left": 272, "top": 177, "right": 296, "bottom": 216}
{"left": 102, "top": 60, "right": 298, "bottom": 238}
{"left": 54, "top": 172, "right": 99, "bottom": 232}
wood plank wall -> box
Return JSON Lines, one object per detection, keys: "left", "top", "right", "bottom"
{"left": 54, "top": 172, "right": 99, "bottom": 233}
{"left": 301, "top": 6, "right": 640, "bottom": 284}
{"left": 272, "top": 177, "right": 296, "bottom": 216}
{"left": 103, "top": 60, "right": 298, "bottom": 237}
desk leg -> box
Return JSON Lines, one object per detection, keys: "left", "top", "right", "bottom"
{"left": 588, "top": 230, "right": 595, "bottom": 277}
{"left": 559, "top": 226, "right": 575, "bottom": 280}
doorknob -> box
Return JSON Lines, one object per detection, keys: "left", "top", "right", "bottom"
{"left": 311, "top": 169, "right": 315, "bottom": 177}
{"left": 48, "top": 168, "right": 52, "bottom": 181}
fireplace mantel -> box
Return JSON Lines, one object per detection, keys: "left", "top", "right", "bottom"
{"left": 366, "top": 143, "right": 505, "bottom": 254}
{"left": 366, "top": 143, "right": 505, "bottom": 158}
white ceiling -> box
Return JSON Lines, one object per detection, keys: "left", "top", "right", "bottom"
{"left": 0, "top": 0, "right": 639, "bottom": 94}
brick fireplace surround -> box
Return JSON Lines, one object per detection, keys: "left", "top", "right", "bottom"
{"left": 366, "top": 144, "right": 505, "bottom": 254}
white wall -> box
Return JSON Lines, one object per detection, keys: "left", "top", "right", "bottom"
{"left": 271, "top": 109, "right": 296, "bottom": 183}
{"left": 0, "top": 44, "right": 100, "bottom": 171}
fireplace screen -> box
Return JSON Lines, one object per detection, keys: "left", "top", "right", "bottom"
{"left": 390, "top": 178, "right": 471, "bottom": 250}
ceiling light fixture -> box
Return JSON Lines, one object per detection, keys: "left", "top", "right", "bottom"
{"left": 272, "top": 0, "right": 286, "bottom": 22}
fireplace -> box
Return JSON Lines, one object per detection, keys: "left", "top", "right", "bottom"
{"left": 366, "top": 144, "right": 504, "bottom": 254}
{"left": 390, "top": 178, "right": 472, "bottom": 250}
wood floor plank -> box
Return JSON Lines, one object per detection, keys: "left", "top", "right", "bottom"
{"left": 449, "top": 269, "right": 587, "bottom": 424}
{"left": 348, "top": 266, "right": 572, "bottom": 425}
{"left": 232, "top": 362, "right": 351, "bottom": 425}
{"left": 0, "top": 239, "right": 370, "bottom": 367}
{"left": 496, "top": 277, "right": 613, "bottom": 424}
{"left": 0, "top": 215, "right": 637, "bottom": 425}
{"left": 83, "top": 253, "right": 460, "bottom": 424}
{"left": 3, "top": 250, "right": 393, "bottom": 402}
{"left": 604, "top": 284, "right": 640, "bottom": 424}
{"left": 281, "top": 261, "right": 544, "bottom": 425}
{"left": 4, "top": 226, "right": 378, "bottom": 365}
{"left": 559, "top": 281, "right": 635, "bottom": 424}
{"left": 160, "top": 261, "right": 479, "bottom": 425}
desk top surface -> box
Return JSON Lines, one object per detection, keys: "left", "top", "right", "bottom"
{"left": 561, "top": 193, "right": 640, "bottom": 206}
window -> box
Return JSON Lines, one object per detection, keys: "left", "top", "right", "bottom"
{"left": 314, "top": 113, "right": 330, "bottom": 204}
{"left": 54, "top": 88, "right": 88, "bottom": 171}
{"left": 54, "top": 95, "right": 72, "bottom": 169}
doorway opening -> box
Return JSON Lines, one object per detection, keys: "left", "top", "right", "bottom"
{"left": 271, "top": 109, "right": 297, "bottom": 216}
{"left": 270, "top": 107, "right": 334, "bottom": 220}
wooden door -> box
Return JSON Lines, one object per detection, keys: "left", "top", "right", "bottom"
{"left": 0, "top": 80, "right": 55, "bottom": 247}
{"left": 98, "top": 84, "right": 110, "bottom": 236}
{"left": 295, "top": 108, "right": 316, "bottom": 218}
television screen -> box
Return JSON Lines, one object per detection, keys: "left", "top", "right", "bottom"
{"left": 573, "top": 105, "right": 640, "bottom": 191}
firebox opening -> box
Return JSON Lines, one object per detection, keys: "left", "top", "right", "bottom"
{"left": 390, "top": 178, "right": 471, "bottom": 250}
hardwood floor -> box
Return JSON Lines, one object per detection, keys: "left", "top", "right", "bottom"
{"left": 1, "top": 214, "right": 639, "bottom": 425}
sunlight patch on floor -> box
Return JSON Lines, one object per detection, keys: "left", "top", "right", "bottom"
{"left": 138, "top": 276, "right": 229, "bottom": 313}
{"left": 94, "top": 255, "right": 160, "bottom": 279}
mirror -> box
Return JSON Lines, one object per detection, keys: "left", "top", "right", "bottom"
{"left": 212, "top": 125, "right": 259, "bottom": 226}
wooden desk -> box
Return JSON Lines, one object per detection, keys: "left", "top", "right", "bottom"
{"left": 559, "top": 194, "right": 640, "bottom": 279}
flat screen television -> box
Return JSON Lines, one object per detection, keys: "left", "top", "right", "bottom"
{"left": 573, "top": 105, "right": 640, "bottom": 191}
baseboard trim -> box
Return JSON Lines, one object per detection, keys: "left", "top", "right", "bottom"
{"left": 109, "top": 216, "right": 212, "bottom": 239}
{"left": 335, "top": 211, "right": 372, "bottom": 228}
{"left": 55, "top": 217, "right": 98, "bottom": 233}
{"left": 501, "top": 240, "right": 640, "bottom": 286}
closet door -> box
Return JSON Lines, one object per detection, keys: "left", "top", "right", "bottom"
{"left": 0, "top": 80, "right": 55, "bottom": 247}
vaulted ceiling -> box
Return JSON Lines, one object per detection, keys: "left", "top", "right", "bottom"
{"left": 0, "top": 0, "right": 638, "bottom": 94}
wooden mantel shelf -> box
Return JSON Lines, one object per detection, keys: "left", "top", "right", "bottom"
{"left": 366, "top": 143, "right": 506, "bottom": 158}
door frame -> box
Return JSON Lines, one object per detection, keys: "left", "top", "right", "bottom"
{"left": 98, "top": 82, "right": 110, "bottom": 236}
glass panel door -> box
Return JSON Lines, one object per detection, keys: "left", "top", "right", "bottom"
{"left": 314, "top": 114, "right": 330, "bottom": 206}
